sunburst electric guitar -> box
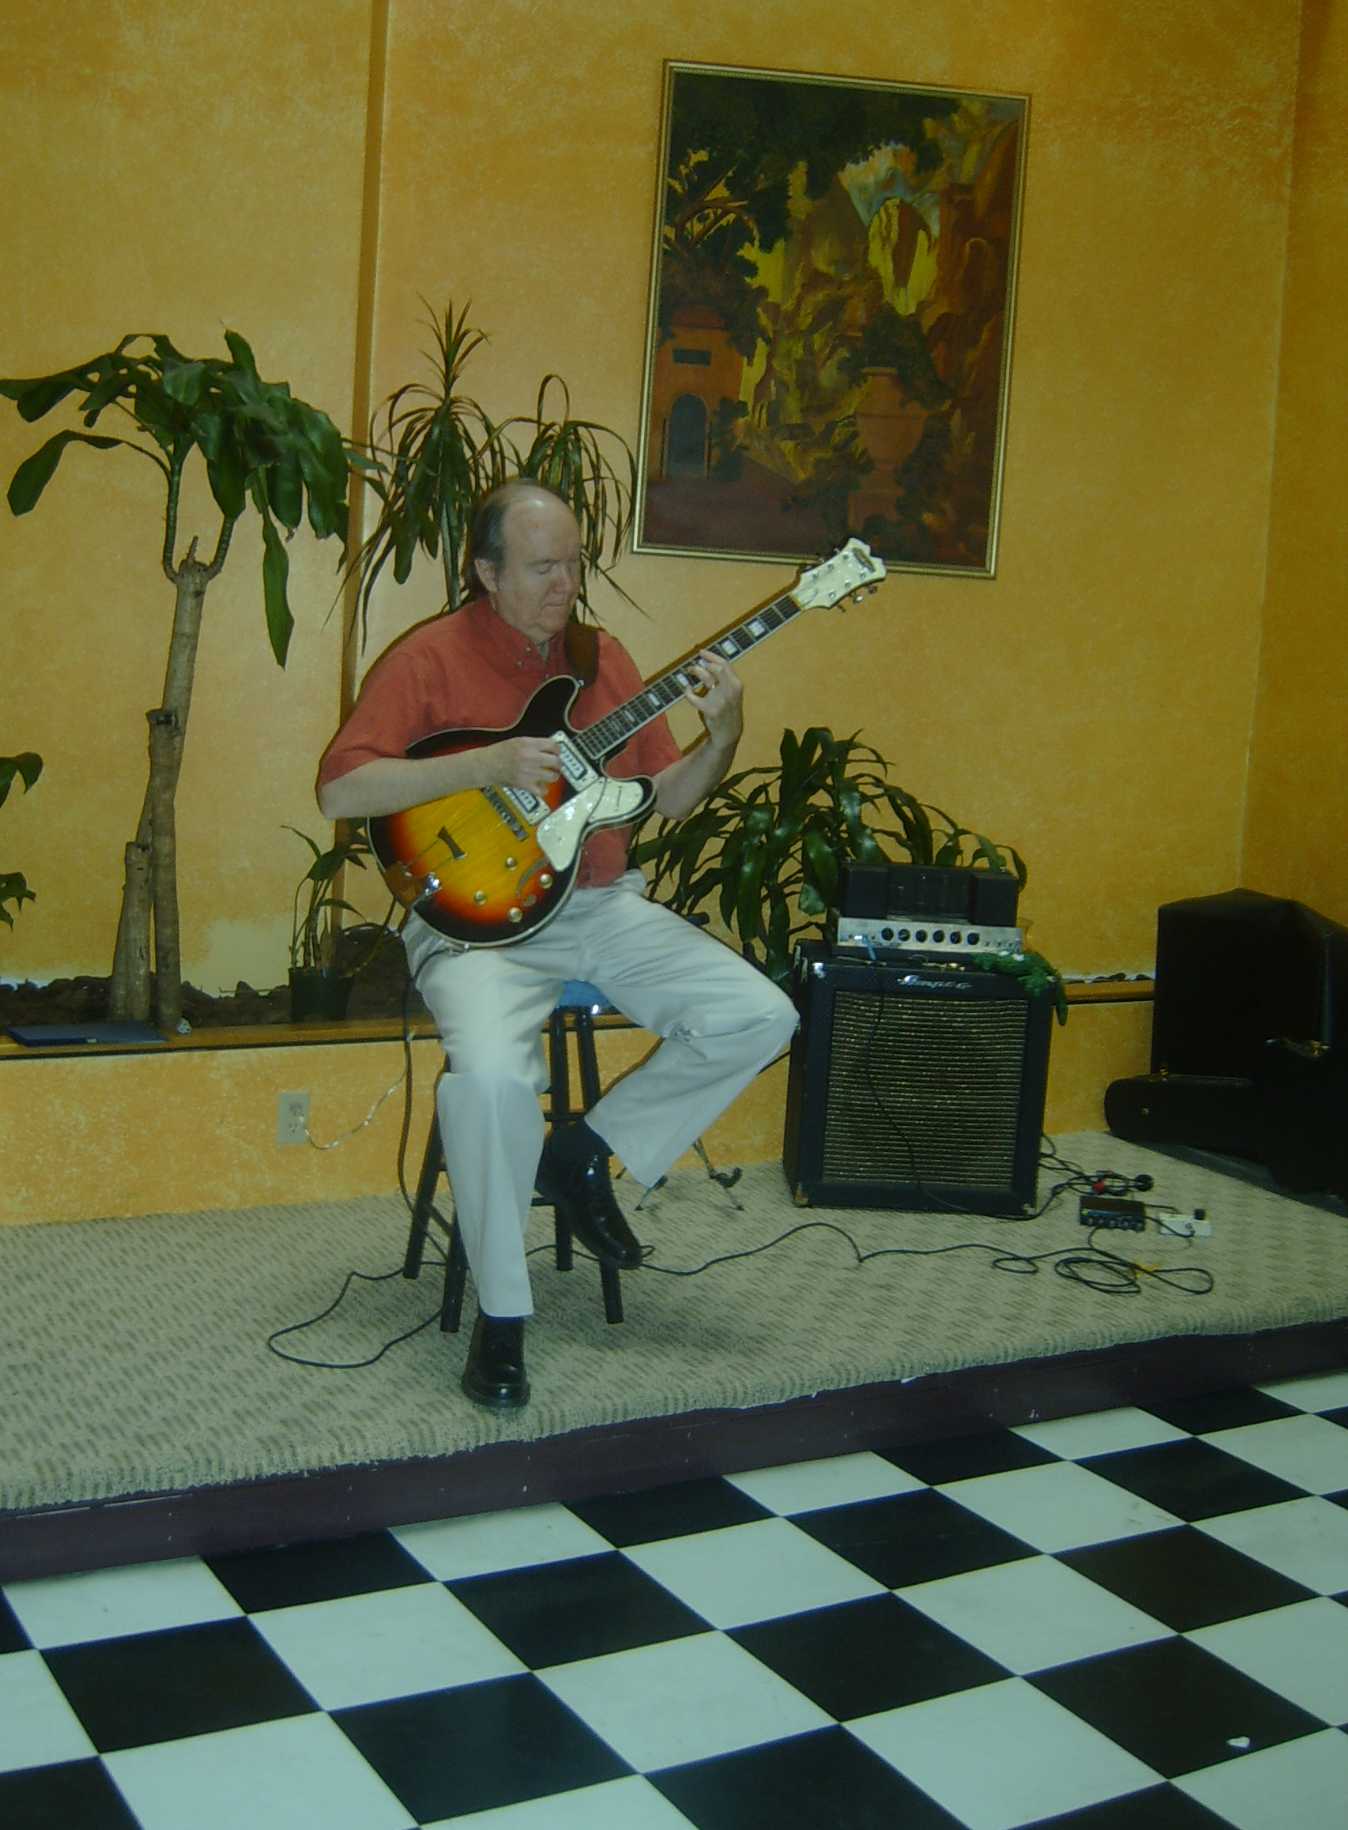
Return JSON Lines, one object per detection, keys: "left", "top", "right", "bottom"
{"left": 369, "top": 538, "right": 886, "bottom": 946}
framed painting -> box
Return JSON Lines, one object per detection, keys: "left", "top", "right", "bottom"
{"left": 634, "top": 61, "right": 1029, "bottom": 575}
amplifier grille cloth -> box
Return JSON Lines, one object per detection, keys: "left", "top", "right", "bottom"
{"left": 821, "top": 991, "right": 1030, "bottom": 1188}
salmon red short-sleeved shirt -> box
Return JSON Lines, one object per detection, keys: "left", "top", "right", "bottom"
{"left": 318, "top": 597, "right": 682, "bottom": 888}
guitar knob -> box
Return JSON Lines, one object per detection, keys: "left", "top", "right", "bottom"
{"left": 539, "top": 872, "right": 554, "bottom": 889}
{"left": 507, "top": 907, "right": 523, "bottom": 924}
{"left": 504, "top": 856, "right": 517, "bottom": 869}
{"left": 473, "top": 889, "right": 487, "bottom": 905}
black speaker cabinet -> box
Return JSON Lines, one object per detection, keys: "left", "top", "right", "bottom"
{"left": 1152, "top": 889, "right": 1348, "bottom": 1079}
{"left": 783, "top": 944, "right": 1053, "bottom": 1214}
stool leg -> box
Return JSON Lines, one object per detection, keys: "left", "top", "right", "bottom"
{"left": 441, "top": 1221, "right": 467, "bottom": 1334}
{"left": 599, "top": 1260, "right": 624, "bottom": 1324}
{"left": 403, "top": 1105, "right": 467, "bottom": 1334}
{"left": 403, "top": 1115, "right": 444, "bottom": 1279}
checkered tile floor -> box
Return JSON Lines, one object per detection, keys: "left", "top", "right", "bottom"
{"left": 4, "top": 1371, "right": 1347, "bottom": 1829}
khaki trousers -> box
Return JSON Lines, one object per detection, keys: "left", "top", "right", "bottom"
{"left": 402, "top": 872, "right": 798, "bottom": 1316}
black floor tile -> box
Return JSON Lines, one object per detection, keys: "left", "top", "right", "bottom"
{"left": 732, "top": 1593, "right": 1006, "bottom": 1719}
{"left": 652, "top": 1725, "right": 963, "bottom": 1830}
{"left": 881, "top": 1428, "right": 1058, "bottom": 1486}
{"left": 1325, "top": 1406, "right": 1348, "bottom": 1430}
{"left": 450, "top": 1550, "right": 706, "bottom": 1666}
{"left": 567, "top": 1476, "right": 773, "bottom": 1545}
{"left": 1031, "top": 1637, "right": 1325, "bottom": 1779}
{"left": 42, "top": 1619, "right": 317, "bottom": 1752}
{"left": 1022, "top": 1780, "right": 1231, "bottom": 1827}
{"left": 1142, "top": 1388, "right": 1299, "bottom": 1434}
{"left": 334, "top": 1673, "right": 629, "bottom": 1821}
{"left": 0, "top": 1593, "right": 30, "bottom": 1655}
{"left": 1081, "top": 1437, "right": 1306, "bottom": 1520}
{"left": 1059, "top": 1525, "right": 1314, "bottom": 1631}
{"left": 794, "top": 1489, "right": 1035, "bottom": 1588}
{"left": 0, "top": 1758, "right": 140, "bottom": 1830}
{"left": 205, "top": 1529, "right": 431, "bottom": 1610}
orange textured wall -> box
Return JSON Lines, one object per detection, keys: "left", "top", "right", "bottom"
{"left": 1245, "top": 0, "right": 1348, "bottom": 922}
{"left": 1, "top": 0, "right": 1312, "bottom": 1000}
{"left": 1, "top": 1, "right": 372, "bottom": 991}
{"left": 362, "top": 0, "right": 1300, "bottom": 980}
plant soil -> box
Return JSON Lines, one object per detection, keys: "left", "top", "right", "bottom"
{"left": 1, "top": 927, "right": 420, "bottom": 1032}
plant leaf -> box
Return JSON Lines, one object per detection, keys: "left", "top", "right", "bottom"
{"left": 7, "top": 430, "right": 125, "bottom": 514}
{"left": 259, "top": 509, "right": 293, "bottom": 666}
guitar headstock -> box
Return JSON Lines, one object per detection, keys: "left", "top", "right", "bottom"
{"left": 793, "top": 539, "right": 887, "bottom": 611}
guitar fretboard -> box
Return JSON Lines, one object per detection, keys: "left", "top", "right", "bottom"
{"left": 576, "top": 589, "right": 808, "bottom": 763}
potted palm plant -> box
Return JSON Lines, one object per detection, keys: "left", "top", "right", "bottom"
{"left": 1, "top": 334, "right": 353, "bottom": 1029}
{"left": 633, "top": 724, "right": 1041, "bottom": 992}
{"left": 286, "top": 825, "right": 394, "bottom": 1020}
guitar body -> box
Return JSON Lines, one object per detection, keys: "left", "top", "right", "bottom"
{"left": 369, "top": 676, "right": 653, "bottom": 946}
{"left": 366, "top": 539, "right": 886, "bottom": 951}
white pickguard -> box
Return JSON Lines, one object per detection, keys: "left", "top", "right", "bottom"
{"left": 536, "top": 774, "right": 649, "bottom": 871}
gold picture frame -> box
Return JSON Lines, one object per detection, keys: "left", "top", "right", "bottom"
{"left": 634, "top": 61, "right": 1029, "bottom": 575}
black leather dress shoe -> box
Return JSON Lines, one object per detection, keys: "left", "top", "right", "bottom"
{"left": 536, "top": 1126, "right": 643, "bottom": 1268}
{"left": 461, "top": 1313, "right": 529, "bottom": 1410}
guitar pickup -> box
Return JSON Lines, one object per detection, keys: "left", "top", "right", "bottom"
{"left": 556, "top": 736, "right": 597, "bottom": 788}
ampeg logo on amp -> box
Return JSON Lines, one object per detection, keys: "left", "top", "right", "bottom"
{"left": 832, "top": 863, "right": 1023, "bottom": 961}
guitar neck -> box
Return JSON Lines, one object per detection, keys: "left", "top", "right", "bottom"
{"left": 577, "top": 587, "right": 812, "bottom": 763}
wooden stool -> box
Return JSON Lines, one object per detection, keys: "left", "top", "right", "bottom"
{"left": 401, "top": 981, "right": 625, "bottom": 1330}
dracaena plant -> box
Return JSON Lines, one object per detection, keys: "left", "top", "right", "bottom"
{"left": 348, "top": 299, "right": 638, "bottom": 641}
{"left": 631, "top": 725, "right": 1027, "bottom": 988}
{"left": 0, "top": 333, "right": 356, "bottom": 1029}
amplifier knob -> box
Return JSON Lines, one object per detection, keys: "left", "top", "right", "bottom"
{"left": 898, "top": 927, "right": 911, "bottom": 941}
{"left": 915, "top": 929, "right": 928, "bottom": 943}
{"left": 932, "top": 930, "right": 946, "bottom": 943}
{"left": 950, "top": 931, "right": 963, "bottom": 944}
{"left": 968, "top": 931, "right": 981, "bottom": 945}
{"left": 880, "top": 926, "right": 895, "bottom": 941}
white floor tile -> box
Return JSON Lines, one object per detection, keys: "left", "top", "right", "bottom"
{"left": 1197, "top": 1497, "right": 1348, "bottom": 1595}
{"left": 1188, "top": 1599, "right": 1348, "bottom": 1725}
{"left": 623, "top": 1516, "right": 884, "bottom": 1628}
{"left": 1257, "top": 1368, "right": 1348, "bottom": 1413}
{"left": 943, "top": 1459, "right": 1179, "bottom": 1553}
{"left": 3, "top": 1556, "right": 240, "bottom": 1648}
{"left": 250, "top": 1581, "right": 523, "bottom": 1709}
{"left": 1014, "top": 1405, "right": 1191, "bottom": 1459}
{"left": 392, "top": 1502, "right": 612, "bottom": 1579}
{"left": 104, "top": 1712, "right": 412, "bottom": 1830}
{"left": 726, "top": 1451, "right": 926, "bottom": 1513}
{"left": 538, "top": 1631, "right": 830, "bottom": 1771}
{"left": 0, "top": 1649, "right": 96, "bottom": 1773}
{"left": 898, "top": 1554, "right": 1171, "bottom": 1673}
{"left": 425, "top": 1773, "right": 695, "bottom": 1827}
{"left": 1175, "top": 1727, "right": 1348, "bottom": 1829}
{"left": 848, "top": 1676, "right": 1158, "bottom": 1830}
{"left": 1207, "top": 1414, "right": 1348, "bottom": 1494}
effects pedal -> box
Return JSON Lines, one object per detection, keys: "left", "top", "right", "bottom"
{"left": 1079, "top": 1193, "right": 1147, "bottom": 1232}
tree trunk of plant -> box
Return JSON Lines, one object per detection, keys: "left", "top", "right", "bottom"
{"left": 108, "top": 544, "right": 214, "bottom": 1027}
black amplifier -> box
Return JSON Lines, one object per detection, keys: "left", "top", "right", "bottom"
{"left": 835, "top": 864, "right": 1022, "bottom": 960}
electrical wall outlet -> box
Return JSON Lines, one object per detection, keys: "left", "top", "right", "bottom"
{"left": 277, "top": 1091, "right": 310, "bottom": 1146}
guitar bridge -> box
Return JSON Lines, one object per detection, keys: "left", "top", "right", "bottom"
{"left": 484, "top": 787, "right": 530, "bottom": 839}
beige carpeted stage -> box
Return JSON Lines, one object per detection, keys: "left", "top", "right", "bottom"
{"left": 2, "top": 1133, "right": 1344, "bottom": 1580}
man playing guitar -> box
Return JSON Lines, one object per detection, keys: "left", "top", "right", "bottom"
{"left": 318, "top": 479, "right": 798, "bottom": 1410}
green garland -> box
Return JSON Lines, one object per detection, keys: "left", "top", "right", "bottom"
{"left": 967, "top": 948, "right": 1069, "bottom": 1025}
